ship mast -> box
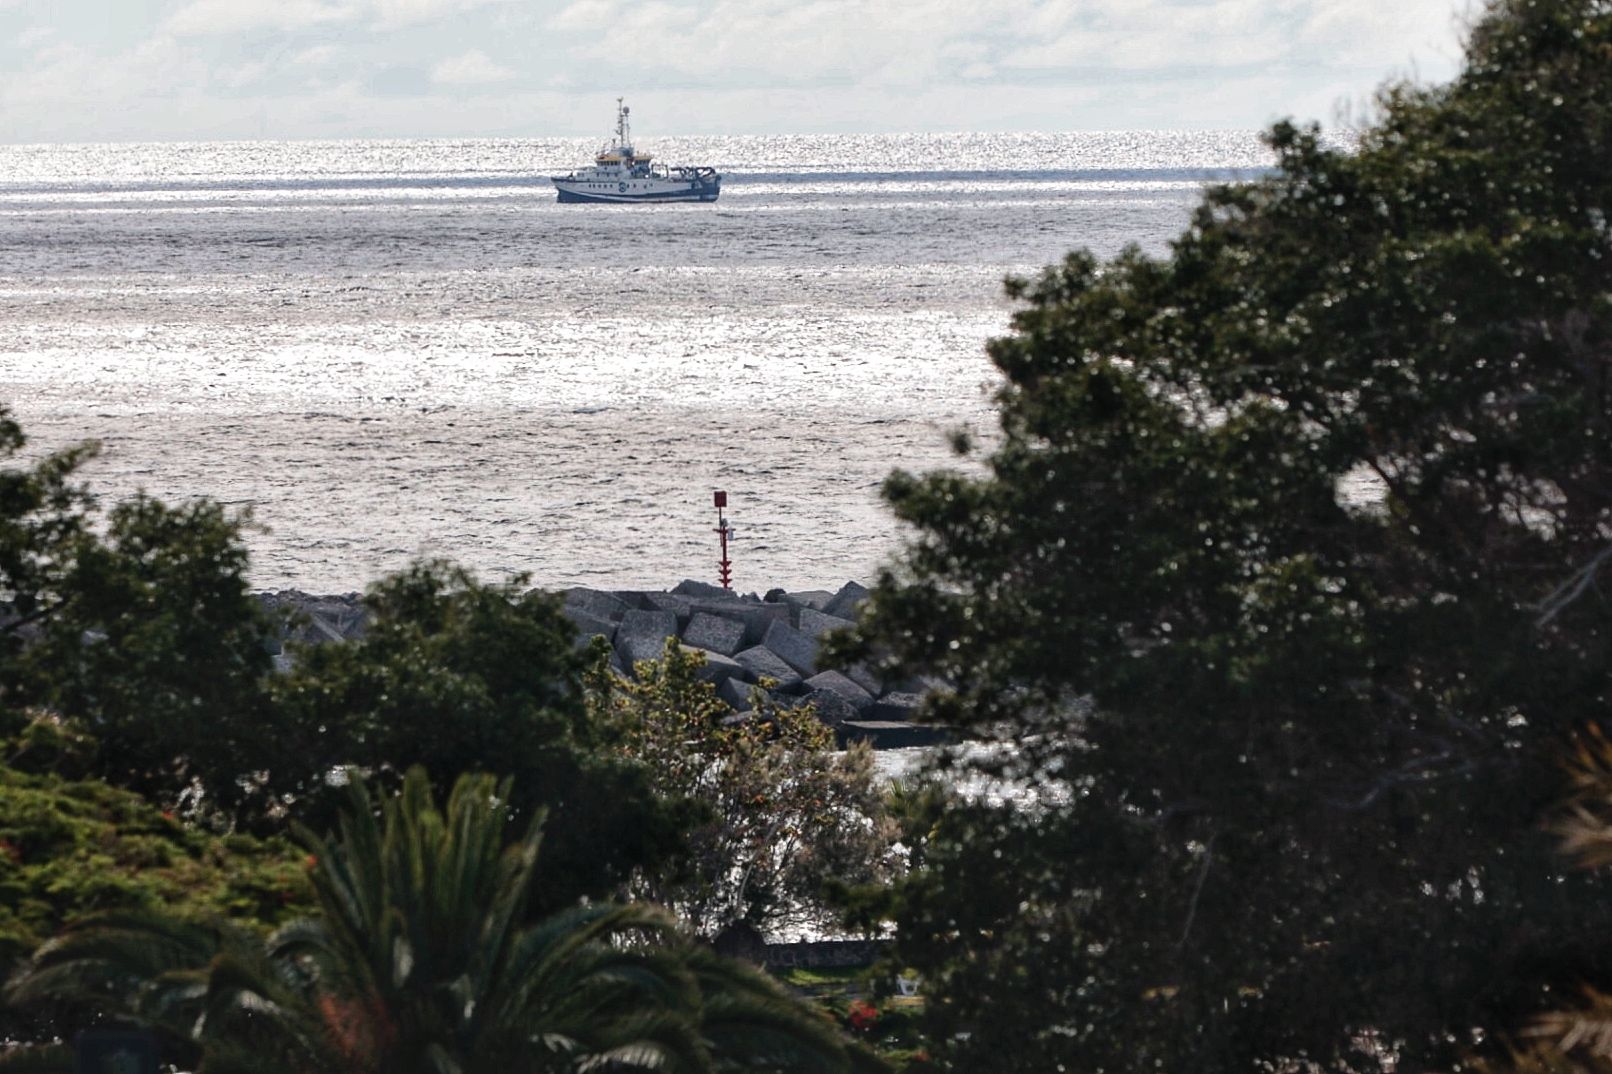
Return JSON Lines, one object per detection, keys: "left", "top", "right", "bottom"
{"left": 615, "top": 98, "right": 631, "bottom": 149}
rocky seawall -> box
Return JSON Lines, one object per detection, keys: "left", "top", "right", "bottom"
{"left": 256, "top": 579, "right": 949, "bottom": 750}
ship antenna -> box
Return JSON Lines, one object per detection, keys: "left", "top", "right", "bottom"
{"left": 616, "top": 97, "right": 629, "bottom": 147}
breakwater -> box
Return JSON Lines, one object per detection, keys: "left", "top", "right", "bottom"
{"left": 257, "top": 580, "right": 949, "bottom": 750}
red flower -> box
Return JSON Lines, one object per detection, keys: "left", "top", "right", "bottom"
{"left": 846, "top": 998, "right": 880, "bottom": 1031}
{"left": 305, "top": 854, "right": 319, "bottom": 869}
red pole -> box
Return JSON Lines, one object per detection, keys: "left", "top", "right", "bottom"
{"left": 713, "top": 490, "right": 732, "bottom": 590}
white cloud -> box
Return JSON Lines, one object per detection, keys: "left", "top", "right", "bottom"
{"left": 541, "top": 0, "right": 1459, "bottom": 92}
{"left": 1002, "top": 0, "right": 1298, "bottom": 71}
{"left": 166, "top": 0, "right": 356, "bottom": 36}
{"left": 291, "top": 44, "right": 342, "bottom": 67}
{"left": 430, "top": 48, "right": 515, "bottom": 85}
{"left": 550, "top": 0, "right": 1002, "bottom": 84}
{"left": 550, "top": 0, "right": 616, "bottom": 31}
{"left": 0, "top": 32, "right": 212, "bottom": 140}
{"left": 0, "top": 0, "right": 1473, "bottom": 142}
{"left": 369, "top": 0, "right": 517, "bottom": 29}
{"left": 1297, "top": 0, "right": 1472, "bottom": 69}
{"left": 218, "top": 58, "right": 273, "bottom": 89}
{"left": 163, "top": 0, "right": 519, "bottom": 35}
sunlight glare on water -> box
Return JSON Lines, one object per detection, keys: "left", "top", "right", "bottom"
{"left": 0, "top": 131, "right": 1274, "bottom": 592}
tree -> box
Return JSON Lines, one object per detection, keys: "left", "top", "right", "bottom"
{"left": 23, "top": 496, "right": 277, "bottom": 817}
{"left": 1, "top": 407, "right": 278, "bottom": 820}
{"left": 2, "top": 768, "right": 870, "bottom": 1074}
{"left": 0, "top": 409, "right": 96, "bottom": 672}
{"left": 837, "top": 1, "right": 1612, "bottom": 1069}
{"left": 270, "top": 562, "right": 683, "bottom": 913}
{"left": 588, "top": 641, "right": 895, "bottom": 938}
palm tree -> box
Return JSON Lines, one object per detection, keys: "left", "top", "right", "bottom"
{"left": 2, "top": 768, "right": 871, "bottom": 1073}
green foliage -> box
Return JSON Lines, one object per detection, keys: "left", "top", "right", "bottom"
{"left": 589, "top": 640, "right": 896, "bottom": 937}
{"left": 25, "top": 496, "right": 276, "bottom": 817}
{"left": 0, "top": 407, "right": 277, "bottom": 820}
{"left": 2, "top": 768, "right": 872, "bottom": 1074}
{"left": 271, "top": 562, "right": 683, "bottom": 913}
{"left": 0, "top": 750, "right": 309, "bottom": 977}
{"left": 838, "top": 1, "right": 1612, "bottom": 1070}
{"left": 0, "top": 408, "right": 98, "bottom": 667}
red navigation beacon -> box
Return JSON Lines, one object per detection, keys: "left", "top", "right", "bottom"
{"left": 713, "top": 491, "right": 733, "bottom": 590}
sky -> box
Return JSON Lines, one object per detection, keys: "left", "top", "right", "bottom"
{"left": 0, "top": 0, "right": 1476, "bottom": 144}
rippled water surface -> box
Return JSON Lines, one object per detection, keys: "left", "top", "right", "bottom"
{"left": 1, "top": 132, "right": 1272, "bottom": 591}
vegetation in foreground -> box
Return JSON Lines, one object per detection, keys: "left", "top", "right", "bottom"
{"left": 2, "top": 767, "right": 871, "bottom": 1073}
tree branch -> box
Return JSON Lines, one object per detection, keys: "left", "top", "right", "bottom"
{"left": 1177, "top": 832, "right": 1216, "bottom": 951}
{"left": 1537, "top": 544, "right": 1612, "bottom": 627}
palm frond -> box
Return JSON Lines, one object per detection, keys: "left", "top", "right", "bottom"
{"left": 1527, "top": 987, "right": 1612, "bottom": 1064}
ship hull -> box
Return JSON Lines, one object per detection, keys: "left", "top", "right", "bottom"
{"left": 552, "top": 180, "right": 720, "bottom": 204}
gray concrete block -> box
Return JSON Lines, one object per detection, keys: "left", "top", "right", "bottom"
{"left": 804, "top": 670, "right": 875, "bottom": 713}
{"left": 644, "top": 592, "right": 693, "bottom": 628}
{"left": 672, "top": 579, "right": 733, "bottom": 599}
{"left": 823, "top": 581, "right": 871, "bottom": 621}
{"left": 292, "top": 611, "right": 348, "bottom": 645}
{"left": 845, "top": 662, "right": 883, "bottom": 698}
{"left": 616, "top": 633, "right": 670, "bottom": 671}
{"left": 565, "top": 587, "right": 631, "bottom": 623}
{"left": 612, "top": 591, "right": 654, "bottom": 610}
{"left": 689, "top": 599, "right": 789, "bottom": 647}
{"left": 683, "top": 611, "right": 746, "bottom": 656}
{"left": 614, "top": 608, "right": 678, "bottom": 670}
{"left": 798, "top": 607, "right": 856, "bottom": 640}
{"left": 795, "top": 688, "right": 857, "bottom": 726}
{"left": 761, "top": 620, "right": 819, "bottom": 677}
{"left": 782, "top": 589, "right": 835, "bottom": 613}
{"left": 685, "top": 646, "right": 745, "bottom": 687}
{"left": 619, "top": 608, "right": 678, "bottom": 642}
{"left": 717, "top": 675, "right": 755, "bottom": 712}
{"left": 317, "top": 601, "right": 367, "bottom": 640}
{"left": 871, "top": 691, "right": 924, "bottom": 722}
{"left": 733, "top": 646, "right": 804, "bottom": 691}
{"left": 261, "top": 593, "right": 366, "bottom": 644}
{"left": 836, "top": 721, "right": 951, "bottom": 749}
{"left": 561, "top": 607, "right": 617, "bottom": 649}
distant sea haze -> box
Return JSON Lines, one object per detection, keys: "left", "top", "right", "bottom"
{"left": 0, "top": 132, "right": 1274, "bottom": 592}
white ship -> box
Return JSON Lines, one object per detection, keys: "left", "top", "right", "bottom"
{"left": 551, "top": 99, "right": 721, "bottom": 204}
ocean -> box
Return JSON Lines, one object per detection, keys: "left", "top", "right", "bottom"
{"left": 0, "top": 131, "right": 1273, "bottom": 593}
